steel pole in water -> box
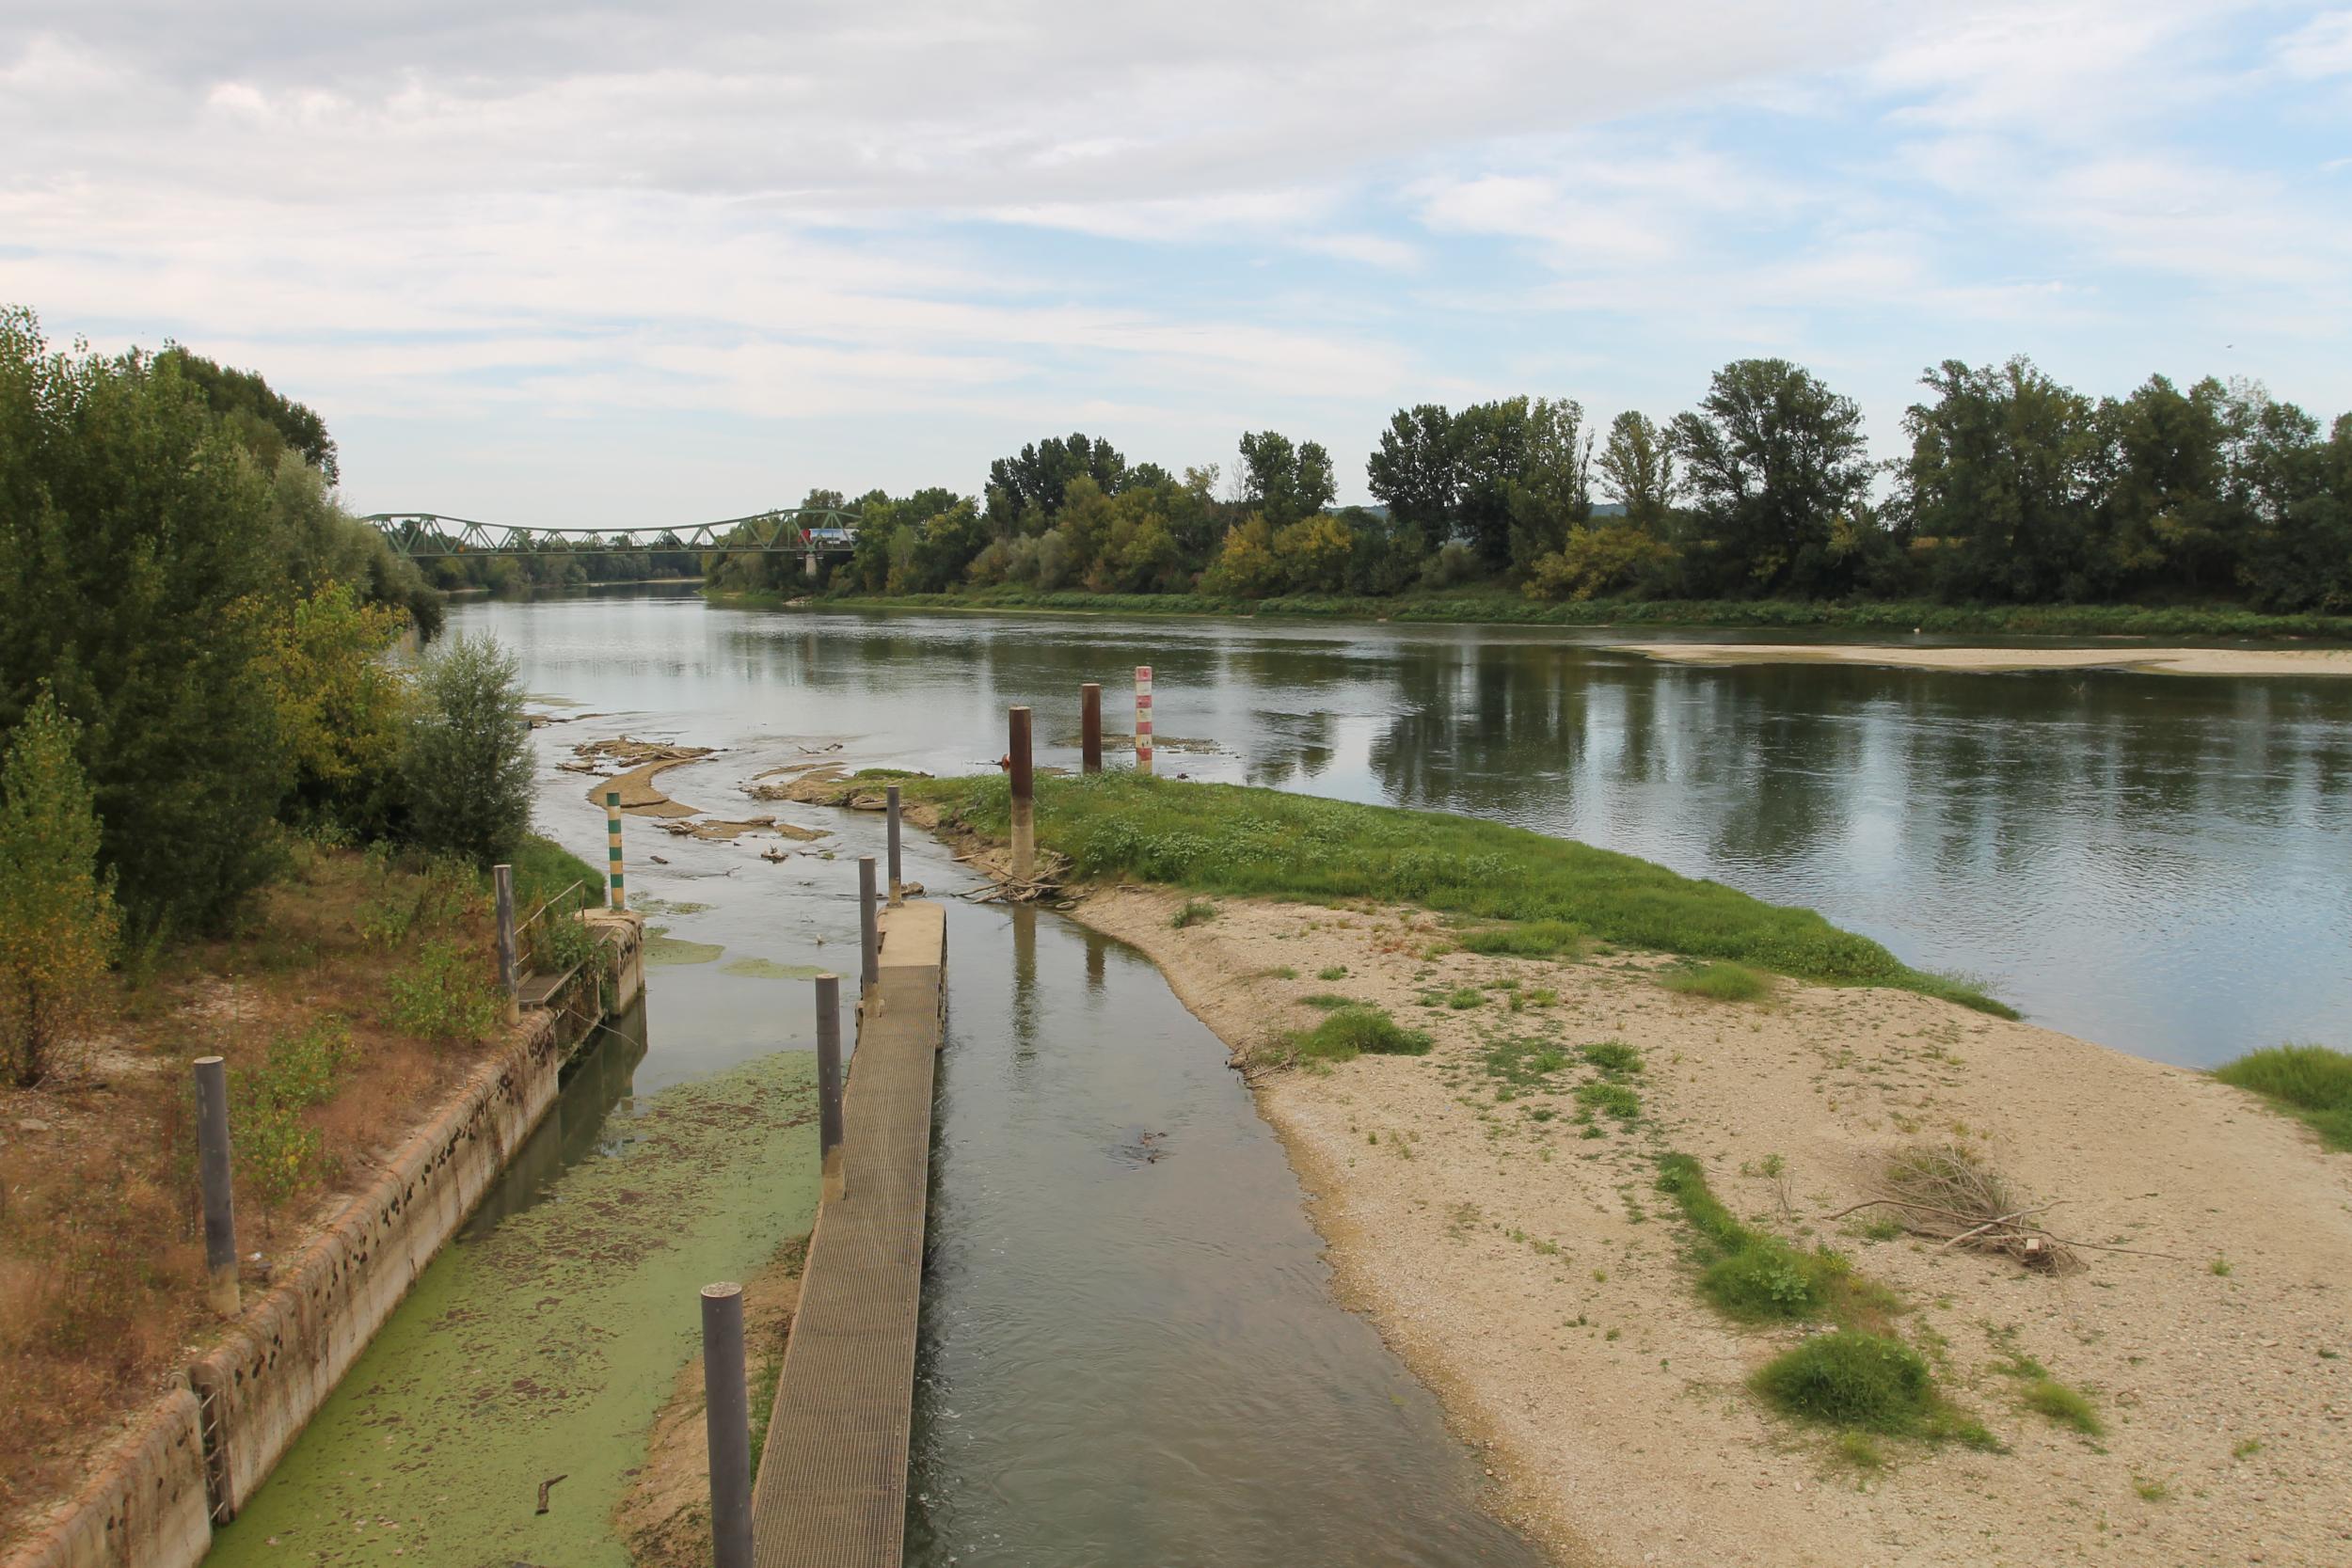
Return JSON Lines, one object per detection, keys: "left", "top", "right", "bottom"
{"left": 858, "top": 855, "right": 880, "bottom": 998}
{"left": 193, "top": 1056, "right": 239, "bottom": 1318}
{"left": 886, "top": 784, "right": 903, "bottom": 905}
{"left": 700, "top": 1282, "right": 754, "bottom": 1568}
{"left": 1080, "top": 682, "right": 1103, "bottom": 775}
{"left": 493, "top": 863, "right": 518, "bottom": 1022}
{"left": 815, "top": 973, "right": 845, "bottom": 1201}
{"left": 604, "top": 789, "right": 626, "bottom": 911}
{"left": 1135, "top": 665, "right": 1154, "bottom": 775}
{"left": 1009, "top": 705, "right": 1035, "bottom": 881}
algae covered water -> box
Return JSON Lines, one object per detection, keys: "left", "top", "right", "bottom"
{"left": 202, "top": 1029, "right": 818, "bottom": 1568}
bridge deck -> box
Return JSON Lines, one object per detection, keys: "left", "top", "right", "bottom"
{"left": 750, "top": 900, "right": 946, "bottom": 1568}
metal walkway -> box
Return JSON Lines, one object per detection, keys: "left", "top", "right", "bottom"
{"left": 750, "top": 900, "right": 946, "bottom": 1568}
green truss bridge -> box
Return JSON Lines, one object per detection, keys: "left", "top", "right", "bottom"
{"left": 360, "top": 508, "right": 862, "bottom": 561}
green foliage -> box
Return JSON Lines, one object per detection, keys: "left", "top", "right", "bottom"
{"left": 1169, "top": 898, "right": 1219, "bottom": 928}
{"left": 1656, "top": 1153, "right": 1867, "bottom": 1324}
{"left": 1316, "top": 965, "right": 1349, "bottom": 980}
{"left": 0, "top": 308, "right": 289, "bottom": 935}
{"left": 0, "top": 690, "right": 120, "bottom": 1085}
{"left": 1579, "top": 1040, "right": 1643, "bottom": 1076}
{"left": 387, "top": 936, "right": 502, "bottom": 1044}
{"left": 907, "top": 773, "right": 2009, "bottom": 1013}
{"left": 1574, "top": 1080, "right": 1642, "bottom": 1120}
{"left": 1671, "top": 358, "right": 1876, "bottom": 597}
{"left": 231, "top": 1018, "right": 356, "bottom": 1211}
{"left": 1287, "top": 1005, "right": 1433, "bottom": 1062}
{"left": 2214, "top": 1044, "right": 2352, "bottom": 1150}
{"left": 1754, "top": 1333, "right": 1935, "bottom": 1433}
{"left": 1661, "top": 960, "right": 1772, "bottom": 1003}
{"left": 1525, "top": 525, "right": 1677, "bottom": 601}
{"left": 403, "top": 634, "right": 534, "bottom": 868}
{"left": 263, "top": 584, "right": 415, "bottom": 835}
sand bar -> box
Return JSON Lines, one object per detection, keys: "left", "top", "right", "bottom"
{"left": 1613, "top": 643, "right": 2352, "bottom": 677}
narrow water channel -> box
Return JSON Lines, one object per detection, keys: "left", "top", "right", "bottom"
{"left": 908, "top": 905, "right": 1543, "bottom": 1564}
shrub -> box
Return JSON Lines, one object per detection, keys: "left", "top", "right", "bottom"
{"left": 2214, "top": 1044, "right": 2352, "bottom": 1151}
{"left": 1661, "top": 961, "right": 1772, "bottom": 1003}
{"left": 0, "top": 691, "right": 120, "bottom": 1085}
{"left": 388, "top": 937, "right": 501, "bottom": 1043}
{"left": 1170, "top": 898, "right": 1219, "bottom": 928}
{"left": 1754, "top": 1332, "right": 1934, "bottom": 1433}
{"left": 403, "top": 634, "right": 534, "bottom": 868}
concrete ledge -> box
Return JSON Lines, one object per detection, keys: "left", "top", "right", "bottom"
{"left": 3, "top": 1385, "right": 210, "bottom": 1568}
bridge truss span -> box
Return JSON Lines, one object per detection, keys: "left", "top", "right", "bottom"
{"left": 359, "top": 507, "right": 861, "bottom": 560}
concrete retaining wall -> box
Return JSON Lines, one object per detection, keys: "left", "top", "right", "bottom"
{"left": 3, "top": 912, "right": 645, "bottom": 1568}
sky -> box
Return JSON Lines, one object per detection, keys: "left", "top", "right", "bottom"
{"left": 5, "top": 1, "right": 2351, "bottom": 525}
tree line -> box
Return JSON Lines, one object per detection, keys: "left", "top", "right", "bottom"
{"left": 704, "top": 358, "right": 2352, "bottom": 613}
{"left": 0, "top": 308, "right": 537, "bottom": 1083}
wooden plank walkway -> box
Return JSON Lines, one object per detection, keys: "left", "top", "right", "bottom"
{"left": 750, "top": 900, "right": 946, "bottom": 1568}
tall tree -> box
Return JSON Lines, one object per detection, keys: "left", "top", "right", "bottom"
{"left": 1901, "top": 357, "right": 2099, "bottom": 601}
{"left": 1366, "top": 404, "right": 1460, "bottom": 534}
{"left": 1597, "top": 410, "right": 1678, "bottom": 532}
{"left": 2091, "top": 374, "right": 2241, "bottom": 594}
{"left": 1670, "top": 358, "right": 1873, "bottom": 595}
{"left": 0, "top": 308, "right": 287, "bottom": 934}
{"left": 985, "top": 432, "right": 1127, "bottom": 529}
{"left": 1237, "top": 430, "right": 1337, "bottom": 526}
{"left": 1500, "top": 398, "right": 1593, "bottom": 572}
{"left": 155, "top": 345, "right": 339, "bottom": 482}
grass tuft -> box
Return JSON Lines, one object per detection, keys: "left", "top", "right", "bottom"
{"left": 1661, "top": 960, "right": 1772, "bottom": 1003}
{"left": 1754, "top": 1332, "right": 1934, "bottom": 1433}
{"left": 2022, "top": 1378, "right": 2104, "bottom": 1436}
{"left": 1289, "top": 1006, "right": 1433, "bottom": 1063}
{"left": 1456, "top": 920, "right": 1584, "bottom": 958}
{"left": 1170, "top": 898, "right": 1219, "bottom": 929}
{"left": 2213, "top": 1044, "right": 2352, "bottom": 1151}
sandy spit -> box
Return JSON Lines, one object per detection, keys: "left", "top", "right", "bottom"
{"left": 1069, "top": 888, "right": 2352, "bottom": 1568}
{"left": 1613, "top": 643, "right": 2352, "bottom": 677}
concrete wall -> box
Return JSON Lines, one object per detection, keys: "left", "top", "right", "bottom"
{"left": 4, "top": 1386, "right": 212, "bottom": 1568}
{"left": 4, "top": 911, "right": 644, "bottom": 1568}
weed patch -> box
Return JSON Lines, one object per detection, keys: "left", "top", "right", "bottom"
{"left": 1170, "top": 898, "right": 1219, "bottom": 928}
{"left": 1287, "top": 1006, "right": 1433, "bottom": 1064}
{"left": 1661, "top": 961, "right": 1772, "bottom": 1003}
{"left": 1755, "top": 1332, "right": 1932, "bottom": 1433}
{"left": 2214, "top": 1044, "right": 2352, "bottom": 1151}
{"left": 1456, "top": 920, "right": 1584, "bottom": 958}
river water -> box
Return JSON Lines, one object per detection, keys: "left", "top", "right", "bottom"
{"left": 205, "top": 588, "right": 2348, "bottom": 1567}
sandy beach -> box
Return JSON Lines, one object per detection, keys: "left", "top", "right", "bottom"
{"left": 1072, "top": 888, "right": 2352, "bottom": 1568}
{"left": 1613, "top": 643, "right": 2352, "bottom": 677}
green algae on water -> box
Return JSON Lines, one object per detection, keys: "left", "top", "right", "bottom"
{"left": 644, "top": 929, "right": 725, "bottom": 965}
{"left": 203, "top": 1051, "right": 821, "bottom": 1568}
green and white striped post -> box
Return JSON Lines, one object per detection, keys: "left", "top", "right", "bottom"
{"left": 604, "top": 789, "right": 626, "bottom": 911}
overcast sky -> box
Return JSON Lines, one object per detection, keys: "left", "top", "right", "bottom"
{"left": 7, "top": 2, "right": 2350, "bottom": 523}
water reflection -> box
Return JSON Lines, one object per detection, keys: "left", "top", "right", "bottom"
{"left": 473, "top": 588, "right": 2352, "bottom": 1067}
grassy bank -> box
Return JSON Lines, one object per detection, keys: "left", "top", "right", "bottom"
{"left": 895, "top": 771, "right": 2010, "bottom": 1014}
{"left": 718, "top": 584, "right": 2352, "bottom": 641}
{"left": 2215, "top": 1045, "right": 2352, "bottom": 1150}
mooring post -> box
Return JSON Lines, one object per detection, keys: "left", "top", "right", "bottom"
{"left": 193, "top": 1056, "right": 239, "bottom": 1319}
{"left": 886, "top": 784, "right": 904, "bottom": 905}
{"left": 604, "top": 788, "right": 626, "bottom": 911}
{"left": 1135, "top": 665, "right": 1154, "bottom": 775}
{"left": 700, "top": 1282, "right": 755, "bottom": 1568}
{"left": 1080, "top": 681, "right": 1103, "bottom": 775}
{"left": 815, "top": 973, "right": 845, "bottom": 1201}
{"left": 858, "top": 855, "right": 880, "bottom": 999}
{"left": 492, "top": 863, "right": 518, "bottom": 1023}
{"left": 1009, "top": 705, "right": 1036, "bottom": 881}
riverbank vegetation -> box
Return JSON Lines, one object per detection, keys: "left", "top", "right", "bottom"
{"left": 895, "top": 771, "right": 2009, "bottom": 1014}
{"left": 707, "top": 356, "right": 2352, "bottom": 629}
{"left": 0, "top": 307, "right": 594, "bottom": 1542}
{"left": 2215, "top": 1044, "right": 2352, "bottom": 1150}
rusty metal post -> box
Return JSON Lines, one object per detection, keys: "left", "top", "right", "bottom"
{"left": 193, "top": 1056, "right": 239, "bottom": 1318}
{"left": 858, "top": 855, "right": 879, "bottom": 998}
{"left": 886, "top": 784, "right": 903, "bottom": 905}
{"left": 1080, "top": 682, "right": 1103, "bottom": 775}
{"left": 493, "top": 863, "right": 518, "bottom": 1023}
{"left": 815, "top": 973, "right": 845, "bottom": 1201}
{"left": 1009, "top": 705, "right": 1035, "bottom": 882}
{"left": 701, "top": 1282, "right": 754, "bottom": 1568}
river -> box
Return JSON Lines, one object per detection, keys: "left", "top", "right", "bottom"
{"left": 204, "top": 588, "right": 2349, "bottom": 1566}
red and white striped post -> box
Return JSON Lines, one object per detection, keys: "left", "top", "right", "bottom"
{"left": 1135, "top": 665, "right": 1154, "bottom": 776}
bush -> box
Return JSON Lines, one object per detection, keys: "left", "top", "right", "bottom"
{"left": 403, "top": 634, "right": 534, "bottom": 868}
{"left": 0, "top": 691, "right": 119, "bottom": 1085}
{"left": 2214, "top": 1044, "right": 2352, "bottom": 1151}
{"left": 1754, "top": 1332, "right": 1934, "bottom": 1433}
{"left": 387, "top": 936, "right": 502, "bottom": 1043}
